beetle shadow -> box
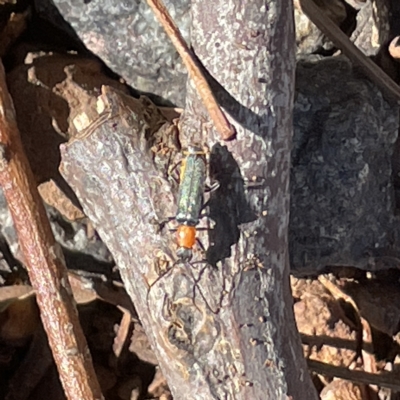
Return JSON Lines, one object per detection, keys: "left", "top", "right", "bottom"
{"left": 205, "top": 143, "right": 258, "bottom": 266}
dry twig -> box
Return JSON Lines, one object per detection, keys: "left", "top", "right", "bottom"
{"left": 146, "top": 0, "right": 236, "bottom": 140}
{"left": 113, "top": 308, "right": 132, "bottom": 358}
{"left": 308, "top": 359, "right": 400, "bottom": 391}
{"left": 0, "top": 60, "right": 103, "bottom": 400}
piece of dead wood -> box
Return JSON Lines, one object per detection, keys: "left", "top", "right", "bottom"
{"left": 145, "top": 0, "right": 236, "bottom": 141}
{"left": 0, "top": 60, "right": 103, "bottom": 400}
{"left": 60, "top": 1, "right": 319, "bottom": 397}
{"left": 38, "top": 179, "right": 85, "bottom": 221}
{"left": 308, "top": 359, "right": 400, "bottom": 391}
{"left": 60, "top": 64, "right": 317, "bottom": 400}
{"left": 113, "top": 308, "right": 132, "bottom": 358}
{"left": 299, "top": 0, "right": 400, "bottom": 102}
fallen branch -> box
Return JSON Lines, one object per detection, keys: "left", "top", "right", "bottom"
{"left": 0, "top": 60, "right": 103, "bottom": 400}
{"left": 60, "top": 0, "right": 320, "bottom": 393}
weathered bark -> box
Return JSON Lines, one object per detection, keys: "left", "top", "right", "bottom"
{"left": 179, "top": 0, "right": 318, "bottom": 397}
{"left": 60, "top": 1, "right": 318, "bottom": 399}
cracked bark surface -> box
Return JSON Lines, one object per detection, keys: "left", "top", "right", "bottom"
{"left": 59, "top": 1, "right": 318, "bottom": 399}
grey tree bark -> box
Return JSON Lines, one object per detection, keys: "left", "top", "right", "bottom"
{"left": 60, "top": 0, "right": 318, "bottom": 399}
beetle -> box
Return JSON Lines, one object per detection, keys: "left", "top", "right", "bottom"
{"left": 175, "top": 145, "right": 208, "bottom": 261}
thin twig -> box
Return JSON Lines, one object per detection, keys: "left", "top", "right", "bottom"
{"left": 0, "top": 60, "right": 103, "bottom": 400}
{"left": 300, "top": 0, "right": 400, "bottom": 102}
{"left": 146, "top": 0, "right": 236, "bottom": 140}
{"left": 308, "top": 359, "right": 400, "bottom": 391}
